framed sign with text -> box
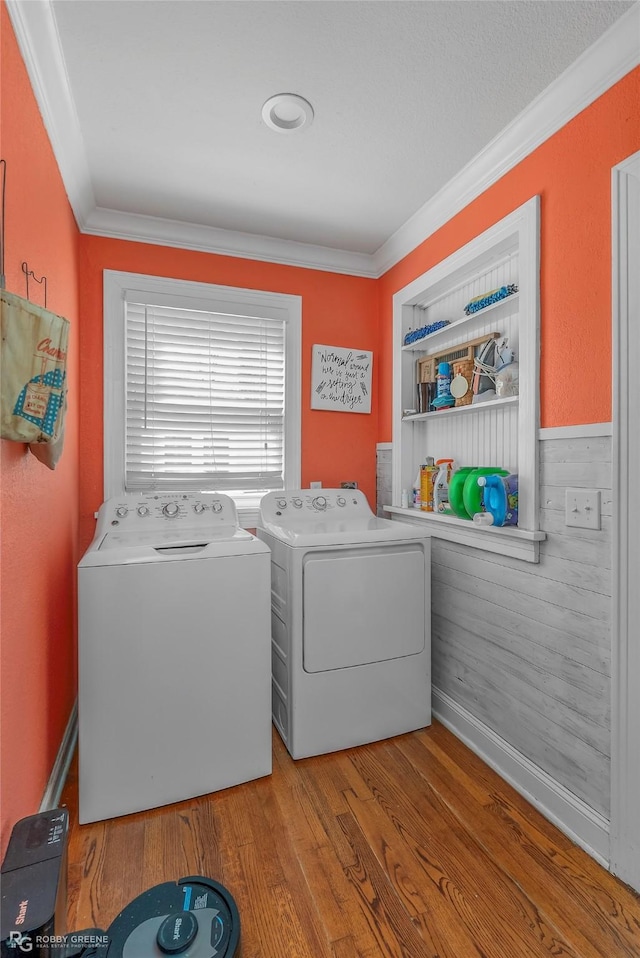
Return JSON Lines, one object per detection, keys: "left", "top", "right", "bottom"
{"left": 310, "top": 344, "right": 373, "bottom": 414}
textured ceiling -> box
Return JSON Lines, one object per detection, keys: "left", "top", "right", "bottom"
{"left": 48, "top": 0, "right": 634, "bottom": 255}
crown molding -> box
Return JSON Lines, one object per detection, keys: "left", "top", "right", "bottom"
{"left": 6, "top": 0, "right": 95, "bottom": 226}
{"left": 83, "top": 207, "right": 378, "bottom": 277}
{"left": 372, "top": 2, "right": 640, "bottom": 276}
{"left": 7, "top": 0, "right": 639, "bottom": 279}
{"left": 5, "top": 0, "right": 376, "bottom": 277}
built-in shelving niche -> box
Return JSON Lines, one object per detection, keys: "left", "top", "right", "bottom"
{"left": 389, "top": 196, "right": 544, "bottom": 562}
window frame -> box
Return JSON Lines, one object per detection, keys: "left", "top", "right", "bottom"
{"left": 103, "top": 270, "right": 301, "bottom": 526}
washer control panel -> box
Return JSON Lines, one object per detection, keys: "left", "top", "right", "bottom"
{"left": 260, "top": 488, "right": 372, "bottom": 523}
{"left": 96, "top": 493, "right": 238, "bottom": 534}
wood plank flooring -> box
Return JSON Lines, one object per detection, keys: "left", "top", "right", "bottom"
{"left": 60, "top": 722, "right": 640, "bottom": 957}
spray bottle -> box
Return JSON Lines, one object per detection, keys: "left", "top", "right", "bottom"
{"left": 434, "top": 458, "right": 456, "bottom": 513}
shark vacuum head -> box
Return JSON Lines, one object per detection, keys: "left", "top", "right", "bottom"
{"left": 1, "top": 811, "right": 240, "bottom": 957}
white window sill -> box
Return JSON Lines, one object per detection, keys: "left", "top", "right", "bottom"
{"left": 383, "top": 505, "right": 545, "bottom": 563}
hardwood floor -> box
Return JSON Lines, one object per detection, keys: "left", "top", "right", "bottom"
{"left": 61, "top": 721, "right": 640, "bottom": 957}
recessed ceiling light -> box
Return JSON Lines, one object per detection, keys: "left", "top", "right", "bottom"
{"left": 261, "top": 94, "right": 314, "bottom": 134}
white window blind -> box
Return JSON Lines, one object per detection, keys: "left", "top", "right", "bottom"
{"left": 125, "top": 300, "right": 286, "bottom": 492}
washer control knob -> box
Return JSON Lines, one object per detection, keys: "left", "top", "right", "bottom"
{"left": 212, "top": 501, "right": 223, "bottom": 513}
{"left": 312, "top": 496, "right": 327, "bottom": 511}
{"left": 193, "top": 502, "right": 206, "bottom": 514}
{"left": 115, "top": 506, "right": 129, "bottom": 518}
{"left": 292, "top": 498, "right": 303, "bottom": 509}
{"left": 162, "top": 501, "right": 180, "bottom": 517}
{"left": 337, "top": 496, "right": 346, "bottom": 507}
{"left": 137, "top": 505, "right": 150, "bottom": 517}
{"left": 276, "top": 498, "right": 287, "bottom": 509}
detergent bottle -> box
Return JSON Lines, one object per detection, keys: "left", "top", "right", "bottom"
{"left": 477, "top": 474, "right": 519, "bottom": 526}
{"left": 462, "top": 467, "right": 510, "bottom": 519}
{"left": 420, "top": 457, "right": 438, "bottom": 512}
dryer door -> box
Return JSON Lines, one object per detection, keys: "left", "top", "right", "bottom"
{"left": 302, "top": 543, "right": 426, "bottom": 672}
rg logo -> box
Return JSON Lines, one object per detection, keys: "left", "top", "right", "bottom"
{"left": 7, "top": 932, "right": 33, "bottom": 952}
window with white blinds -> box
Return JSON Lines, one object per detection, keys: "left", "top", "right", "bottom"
{"left": 126, "top": 301, "right": 285, "bottom": 491}
{"left": 104, "top": 271, "right": 301, "bottom": 508}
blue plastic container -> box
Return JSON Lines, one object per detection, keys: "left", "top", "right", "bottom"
{"left": 477, "top": 473, "right": 519, "bottom": 526}
{"left": 431, "top": 362, "right": 456, "bottom": 410}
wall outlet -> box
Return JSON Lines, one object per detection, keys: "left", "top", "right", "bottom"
{"left": 310, "top": 481, "right": 322, "bottom": 488}
{"left": 565, "top": 489, "right": 601, "bottom": 530}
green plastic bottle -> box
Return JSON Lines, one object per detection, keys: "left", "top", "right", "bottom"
{"left": 448, "top": 467, "right": 475, "bottom": 518}
{"left": 462, "top": 467, "right": 510, "bottom": 519}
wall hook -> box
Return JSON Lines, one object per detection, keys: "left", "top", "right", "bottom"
{"left": 21, "top": 261, "right": 47, "bottom": 308}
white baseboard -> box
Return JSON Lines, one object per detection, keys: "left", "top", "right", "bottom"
{"left": 39, "top": 701, "right": 77, "bottom": 812}
{"left": 432, "top": 687, "right": 610, "bottom": 867}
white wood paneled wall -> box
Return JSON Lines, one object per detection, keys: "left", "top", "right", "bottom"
{"left": 377, "top": 434, "right": 612, "bottom": 819}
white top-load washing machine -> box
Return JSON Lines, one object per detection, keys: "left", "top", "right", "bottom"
{"left": 78, "top": 492, "right": 272, "bottom": 824}
{"left": 257, "top": 489, "right": 431, "bottom": 759}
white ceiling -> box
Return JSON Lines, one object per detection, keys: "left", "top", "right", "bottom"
{"left": 21, "top": 1, "right": 638, "bottom": 263}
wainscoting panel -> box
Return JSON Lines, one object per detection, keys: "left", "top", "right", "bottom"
{"left": 377, "top": 434, "right": 612, "bottom": 823}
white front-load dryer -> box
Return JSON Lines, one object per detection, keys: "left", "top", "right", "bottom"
{"left": 78, "top": 493, "right": 271, "bottom": 824}
{"left": 257, "top": 489, "right": 431, "bottom": 759}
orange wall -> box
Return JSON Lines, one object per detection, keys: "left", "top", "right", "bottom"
{"left": 2, "top": 0, "right": 638, "bottom": 860}
{"left": 78, "top": 238, "right": 379, "bottom": 550}
{"left": 377, "top": 66, "right": 640, "bottom": 437}
{"left": 1, "top": 4, "right": 80, "bottom": 854}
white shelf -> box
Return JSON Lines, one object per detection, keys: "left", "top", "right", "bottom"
{"left": 402, "top": 291, "right": 520, "bottom": 353}
{"left": 384, "top": 505, "right": 545, "bottom": 563}
{"left": 392, "top": 197, "right": 541, "bottom": 556}
{"left": 402, "top": 395, "right": 518, "bottom": 422}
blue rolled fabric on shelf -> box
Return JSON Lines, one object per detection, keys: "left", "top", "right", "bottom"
{"left": 464, "top": 284, "right": 518, "bottom": 316}
{"left": 403, "top": 319, "right": 450, "bottom": 346}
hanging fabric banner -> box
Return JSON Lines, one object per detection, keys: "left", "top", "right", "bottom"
{"left": 1, "top": 289, "right": 69, "bottom": 461}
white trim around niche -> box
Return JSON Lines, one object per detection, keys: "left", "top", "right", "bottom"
{"left": 390, "top": 196, "right": 541, "bottom": 562}
{"left": 6, "top": 0, "right": 639, "bottom": 278}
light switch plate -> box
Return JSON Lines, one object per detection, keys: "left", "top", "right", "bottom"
{"left": 565, "top": 489, "right": 601, "bottom": 530}
{"left": 310, "top": 481, "right": 322, "bottom": 488}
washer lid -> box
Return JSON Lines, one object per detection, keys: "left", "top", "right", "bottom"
{"left": 79, "top": 527, "right": 269, "bottom": 567}
{"left": 260, "top": 516, "right": 428, "bottom": 546}
{"left": 97, "top": 525, "right": 247, "bottom": 550}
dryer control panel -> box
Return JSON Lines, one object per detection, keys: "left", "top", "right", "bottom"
{"left": 260, "top": 488, "right": 373, "bottom": 523}
{"left": 95, "top": 493, "right": 239, "bottom": 534}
